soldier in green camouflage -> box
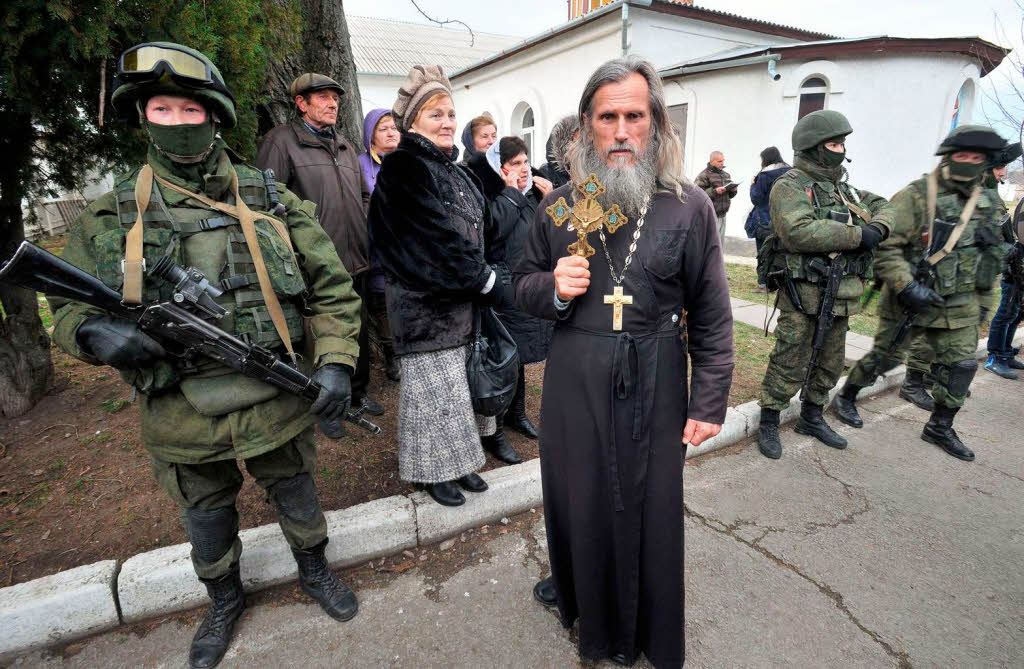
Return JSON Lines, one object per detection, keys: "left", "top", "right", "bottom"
{"left": 757, "top": 110, "right": 895, "bottom": 459}
{"left": 49, "top": 43, "right": 362, "bottom": 669}
{"left": 834, "top": 125, "right": 1008, "bottom": 462}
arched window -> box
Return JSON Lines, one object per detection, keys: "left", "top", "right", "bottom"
{"left": 512, "top": 102, "right": 535, "bottom": 163}
{"left": 798, "top": 76, "right": 828, "bottom": 120}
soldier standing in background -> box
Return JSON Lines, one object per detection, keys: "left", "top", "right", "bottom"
{"left": 757, "top": 110, "right": 894, "bottom": 460}
{"left": 50, "top": 44, "right": 363, "bottom": 668}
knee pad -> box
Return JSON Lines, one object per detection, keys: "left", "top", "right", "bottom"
{"left": 947, "top": 358, "right": 978, "bottom": 398}
{"left": 269, "top": 473, "right": 321, "bottom": 524}
{"left": 183, "top": 506, "right": 238, "bottom": 564}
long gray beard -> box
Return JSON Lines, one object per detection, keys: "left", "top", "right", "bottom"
{"left": 581, "top": 138, "right": 658, "bottom": 219}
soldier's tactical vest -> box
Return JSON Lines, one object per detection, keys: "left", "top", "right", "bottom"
{"left": 906, "top": 178, "right": 1006, "bottom": 298}
{"left": 99, "top": 164, "right": 306, "bottom": 351}
{"left": 777, "top": 168, "right": 873, "bottom": 283}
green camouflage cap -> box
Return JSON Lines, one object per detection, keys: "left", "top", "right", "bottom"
{"left": 935, "top": 124, "right": 1006, "bottom": 156}
{"left": 791, "top": 110, "right": 853, "bottom": 151}
{"left": 289, "top": 73, "right": 345, "bottom": 98}
{"left": 111, "top": 42, "right": 237, "bottom": 128}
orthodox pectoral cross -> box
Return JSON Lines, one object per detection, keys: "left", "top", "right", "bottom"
{"left": 603, "top": 285, "right": 633, "bottom": 331}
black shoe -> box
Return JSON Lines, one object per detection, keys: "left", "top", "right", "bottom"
{"left": 899, "top": 370, "right": 935, "bottom": 410}
{"left": 1008, "top": 357, "right": 1024, "bottom": 370}
{"left": 833, "top": 383, "right": 864, "bottom": 428}
{"left": 456, "top": 472, "right": 488, "bottom": 493}
{"left": 506, "top": 413, "right": 539, "bottom": 439}
{"left": 356, "top": 396, "right": 385, "bottom": 416}
{"left": 757, "top": 408, "right": 782, "bottom": 459}
{"left": 482, "top": 430, "right": 522, "bottom": 465}
{"left": 189, "top": 567, "right": 246, "bottom": 669}
{"left": 794, "top": 402, "right": 847, "bottom": 450}
{"left": 419, "top": 481, "right": 465, "bottom": 506}
{"left": 533, "top": 577, "right": 557, "bottom": 607}
{"left": 922, "top": 405, "right": 975, "bottom": 461}
{"left": 291, "top": 539, "right": 359, "bottom": 622}
{"left": 384, "top": 357, "right": 401, "bottom": 382}
{"left": 611, "top": 652, "right": 636, "bottom": 667}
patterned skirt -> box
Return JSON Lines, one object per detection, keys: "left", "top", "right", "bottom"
{"left": 397, "top": 345, "right": 496, "bottom": 483}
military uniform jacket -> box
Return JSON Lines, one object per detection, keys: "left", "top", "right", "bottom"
{"left": 769, "top": 156, "right": 895, "bottom": 316}
{"left": 51, "top": 142, "right": 361, "bottom": 463}
{"left": 873, "top": 169, "right": 1007, "bottom": 329}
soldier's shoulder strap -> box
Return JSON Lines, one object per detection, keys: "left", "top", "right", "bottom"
{"left": 924, "top": 168, "right": 981, "bottom": 266}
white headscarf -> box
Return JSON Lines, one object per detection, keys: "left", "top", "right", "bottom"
{"left": 486, "top": 141, "right": 533, "bottom": 195}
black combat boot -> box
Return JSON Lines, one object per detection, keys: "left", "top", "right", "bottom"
{"left": 794, "top": 402, "right": 847, "bottom": 449}
{"left": 291, "top": 539, "right": 359, "bottom": 621}
{"left": 505, "top": 366, "right": 539, "bottom": 439}
{"left": 384, "top": 345, "right": 401, "bottom": 382}
{"left": 922, "top": 405, "right": 975, "bottom": 461}
{"left": 833, "top": 382, "right": 865, "bottom": 428}
{"left": 533, "top": 576, "right": 557, "bottom": 607}
{"left": 757, "top": 408, "right": 782, "bottom": 459}
{"left": 899, "top": 370, "right": 936, "bottom": 410}
{"left": 189, "top": 566, "right": 246, "bottom": 669}
{"left": 482, "top": 426, "right": 522, "bottom": 464}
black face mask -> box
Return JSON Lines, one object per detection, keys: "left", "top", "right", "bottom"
{"left": 947, "top": 158, "right": 986, "bottom": 183}
{"left": 145, "top": 120, "right": 217, "bottom": 164}
{"left": 820, "top": 146, "right": 846, "bottom": 168}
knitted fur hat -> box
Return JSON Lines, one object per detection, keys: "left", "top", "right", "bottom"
{"left": 393, "top": 65, "right": 452, "bottom": 132}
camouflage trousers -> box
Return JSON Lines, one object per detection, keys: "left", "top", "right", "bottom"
{"left": 846, "top": 314, "right": 934, "bottom": 387}
{"left": 151, "top": 428, "right": 326, "bottom": 580}
{"left": 912, "top": 325, "right": 979, "bottom": 409}
{"left": 760, "top": 309, "right": 848, "bottom": 411}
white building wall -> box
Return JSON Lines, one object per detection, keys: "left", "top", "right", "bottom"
{"left": 668, "top": 53, "right": 981, "bottom": 238}
{"left": 356, "top": 73, "right": 405, "bottom": 114}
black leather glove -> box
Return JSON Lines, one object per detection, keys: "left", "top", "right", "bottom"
{"left": 309, "top": 364, "right": 352, "bottom": 423}
{"left": 857, "top": 224, "right": 885, "bottom": 251}
{"left": 898, "top": 280, "right": 944, "bottom": 313}
{"left": 481, "top": 266, "right": 516, "bottom": 310}
{"left": 75, "top": 316, "right": 166, "bottom": 370}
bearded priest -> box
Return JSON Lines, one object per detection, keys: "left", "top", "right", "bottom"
{"left": 514, "top": 57, "right": 734, "bottom": 669}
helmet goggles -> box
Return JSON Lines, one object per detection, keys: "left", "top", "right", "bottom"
{"left": 118, "top": 43, "right": 234, "bottom": 102}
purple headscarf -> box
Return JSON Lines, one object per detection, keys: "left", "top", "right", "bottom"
{"left": 358, "top": 108, "right": 393, "bottom": 193}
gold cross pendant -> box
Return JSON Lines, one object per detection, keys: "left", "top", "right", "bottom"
{"left": 603, "top": 285, "right": 633, "bottom": 331}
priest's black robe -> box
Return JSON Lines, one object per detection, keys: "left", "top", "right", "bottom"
{"left": 514, "top": 183, "right": 734, "bottom": 669}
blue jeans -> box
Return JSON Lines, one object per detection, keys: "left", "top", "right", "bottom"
{"left": 987, "top": 278, "right": 1023, "bottom": 356}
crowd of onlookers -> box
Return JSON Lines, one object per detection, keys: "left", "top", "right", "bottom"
{"left": 254, "top": 66, "right": 589, "bottom": 507}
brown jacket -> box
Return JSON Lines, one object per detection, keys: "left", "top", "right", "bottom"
{"left": 694, "top": 163, "right": 737, "bottom": 217}
{"left": 256, "top": 119, "right": 371, "bottom": 276}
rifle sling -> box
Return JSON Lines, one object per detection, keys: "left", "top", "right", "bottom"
{"left": 924, "top": 169, "right": 981, "bottom": 266}
{"left": 125, "top": 165, "right": 298, "bottom": 363}
{"left": 836, "top": 188, "right": 871, "bottom": 224}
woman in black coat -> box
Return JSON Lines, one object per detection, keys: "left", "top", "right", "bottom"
{"left": 466, "top": 136, "right": 554, "bottom": 451}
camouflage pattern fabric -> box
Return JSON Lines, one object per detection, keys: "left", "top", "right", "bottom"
{"left": 760, "top": 305, "right": 848, "bottom": 410}
{"left": 846, "top": 286, "right": 934, "bottom": 387}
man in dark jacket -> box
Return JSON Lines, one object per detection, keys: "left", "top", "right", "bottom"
{"left": 695, "top": 151, "right": 738, "bottom": 242}
{"left": 257, "top": 73, "right": 383, "bottom": 416}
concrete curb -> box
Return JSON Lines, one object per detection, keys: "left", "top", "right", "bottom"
{"left": 2, "top": 332, "right": 1019, "bottom": 658}
{"left": 0, "top": 560, "right": 120, "bottom": 661}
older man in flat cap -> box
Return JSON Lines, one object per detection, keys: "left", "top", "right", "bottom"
{"left": 257, "top": 73, "right": 383, "bottom": 417}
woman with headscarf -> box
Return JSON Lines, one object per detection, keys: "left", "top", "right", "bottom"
{"left": 465, "top": 136, "right": 554, "bottom": 461}
{"left": 359, "top": 109, "right": 402, "bottom": 381}
{"left": 745, "top": 145, "right": 791, "bottom": 292}
{"left": 460, "top": 113, "right": 498, "bottom": 165}
{"left": 368, "top": 66, "right": 513, "bottom": 507}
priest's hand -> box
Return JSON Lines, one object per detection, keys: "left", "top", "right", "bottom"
{"left": 554, "top": 255, "right": 590, "bottom": 301}
{"left": 683, "top": 419, "right": 722, "bottom": 448}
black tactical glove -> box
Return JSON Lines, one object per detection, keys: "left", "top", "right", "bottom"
{"left": 75, "top": 315, "right": 167, "bottom": 370}
{"left": 898, "top": 280, "right": 944, "bottom": 313}
{"left": 857, "top": 224, "right": 885, "bottom": 251}
{"left": 979, "top": 306, "right": 989, "bottom": 325}
{"left": 1009, "top": 243, "right": 1024, "bottom": 262}
{"left": 309, "top": 364, "right": 352, "bottom": 423}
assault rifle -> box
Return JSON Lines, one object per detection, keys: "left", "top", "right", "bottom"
{"left": 0, "top": 241, "right": 380, "bottom": 437}
{"left": 801, "top": 253, "right": 845, "bottom": 399}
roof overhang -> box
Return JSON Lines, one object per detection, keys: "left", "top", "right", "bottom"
{"left": 659, "top": 36, "right": 1011, "bottom": 78}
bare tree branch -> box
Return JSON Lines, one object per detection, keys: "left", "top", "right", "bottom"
{"left": 409, "top": 0, "right": 475, "bottom": 46}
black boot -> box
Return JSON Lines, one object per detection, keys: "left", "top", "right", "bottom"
{"left": 757, "top": 408, "right": 782, "bottom": 459}
{"left": 922, "top": 405, "right": 974, "bottom": 461}
{"left": 292, "top": 539, "right": 359, "bottom": 621}
{"left": 418, "top": 481, "right": 465, "bottom": 506}
{"left": 505, "top": 366, "right": 539, "bottom": 439}
{"left": 456, "top": 472, "right": 488, "bottom": 493}
{"left": 794, "top": 402, "right": 847, "bottom": 449}
{"left": 384, "top": 349, "right": 401, "bottom": 382}
{"left": 533, "top": 576, "right": 557, "bottom": 607}
{"left": 833, "top": 382, "right": 865, "bottom": 428}
{"left": 189, "top": 566, "right": 246, "bottom": 669}
{"left": 482, "top": 427, "right": 522, "bottom": 465}
{"left": 900, "top": 370, "right": 935, "bottom": 410}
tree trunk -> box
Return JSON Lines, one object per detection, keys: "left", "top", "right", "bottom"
{"left": 262, "top": 0, "right": 365, "bottom": 148}
{"left": 0, "top": 108, "right": 54, "bottom": 417}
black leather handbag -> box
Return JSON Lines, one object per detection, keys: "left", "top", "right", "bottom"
{"left": 466, "top": 306, "right": 520, "bottom": 417}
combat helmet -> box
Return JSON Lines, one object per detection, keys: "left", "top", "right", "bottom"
{"left": 934, "top": 124, "right": 1006, "bottom": 156}
{"left": 111, "top": 42, "right": 237, "bottom": 128}
{"left": 792, "top": 110, "right": 853, "bottom": 152}
{"left": 993, "top": 141, "right": 1022, "bottom": 168}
